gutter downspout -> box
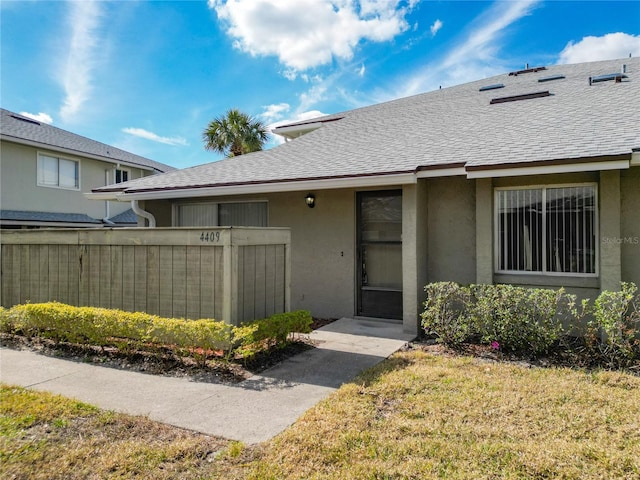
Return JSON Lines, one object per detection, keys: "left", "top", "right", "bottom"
{"left": 103, "top": 169, "right": 111, "bottom": 223}
{"left": 131, "top": 200, "right": 156, "bottom": 228}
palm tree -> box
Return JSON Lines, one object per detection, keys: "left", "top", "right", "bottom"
{"left": 202, "top": 108, "right": 269, "bottom": 157}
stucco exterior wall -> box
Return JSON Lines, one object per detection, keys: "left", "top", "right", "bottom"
{"left": 1, "top": 140, "right": 147, "bottom": 220}
{"left": 425, "top": 176, "right": 476, "bottom": 285}
{"left": 269, "top": 189, "right": 357, "bottom": 318}
{"left": 402, "top": 182, "right": 429, "bottom": 333}
{"left": 621, "top": 166, "right": 640, "bottom": 286}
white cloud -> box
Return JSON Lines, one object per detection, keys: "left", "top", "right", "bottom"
{"left": 122, "top": 127, "right": 188, "bottom": 146}
{"left": 395, "top": 0, "right": 540, "bottom": 98}
{"left": 59, "top": 1, "right": 103, "bottom": 121}
{"left": 430, "top": 19, "right": 442, "bottom": 37}
{"left": 19, "top": 111, "right": 53, "bottom": 124}
{"left": 357, "top": 63, "right": 366, "bottom": 77}
{"left": 209, "top": 0, "right": 415, "bottom": 72}
{"left": 558, "top": 33, "right": 640, "bottom": 64}
{"left": 260, "top": 103, "right": 291, "bottom": 121}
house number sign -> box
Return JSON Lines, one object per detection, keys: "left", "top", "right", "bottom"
{"left": 200, "top": 231, "right": 221, "bottom": 243}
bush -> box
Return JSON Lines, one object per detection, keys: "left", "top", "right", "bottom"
{"left": 586, "top": 282, "right": 640, "bottom": 368}
{"left": 2, "top": 302, "right": 312, "bottom": 364}
{"left": 421, "top": 283, "right": 572, "bottom": 357}
{"left": 421, "top": 282, "right": 475, "bottom": 347}
{"left": 236, "top": 310, "right": 313, "bottom": 358}
{"left": 471, "top": 284, "right": 569, "bottom": 357}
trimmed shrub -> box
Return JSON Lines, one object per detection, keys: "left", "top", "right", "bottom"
{"left": 236, "top": 310, "right": 313, "bottom": 358}
{"left": 421, "top": 283, "right": 572, "bottom": 357}
{"left": 2, "top": 302, "right": 312, "bottom": 364}
{"left": 471, "top": 284, "right": 569, "bottom": 357}
{"left": 586, "top": 282, "right": 640, "bottom": 368}
{"left": 421, "top": 282, "right": 475, "bottom": 347}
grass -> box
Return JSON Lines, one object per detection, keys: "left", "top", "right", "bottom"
{"left": 2, "top": 349, "right": 639, "bottom": 479}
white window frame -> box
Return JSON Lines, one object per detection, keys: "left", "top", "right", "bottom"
{"left": 36, "top": 152, "right": 80, "bottom": 190}
{"left": 172, "top": 200, "right": 269, "bottom": 227}
{"left": 114, "top": 167, "right": 130, "bottom": 184}
{"left": 494, "top": 183, "right": 598, "bottom": 277}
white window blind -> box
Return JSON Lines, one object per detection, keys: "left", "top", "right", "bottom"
{"left": 497, "top": 185, "right": 596, "bottom": 275}
{"left": 37, "top": 154, "right": 79, "bottom": 189}
{"left": 176, "top": 202, "right": 267, "bottom": 227}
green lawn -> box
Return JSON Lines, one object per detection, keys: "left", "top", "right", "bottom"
{"left": 2, "top": 349, "right": 639, "bottom": 479}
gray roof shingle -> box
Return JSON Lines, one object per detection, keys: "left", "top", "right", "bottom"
{"left": 1, "top": 109, "right": 175, "bottom": 173}
{"left": 0, "top": 209, "right": 102, "bottom": 224}
{"left": 94, "top": 58, "right": 639, "bottom": 196}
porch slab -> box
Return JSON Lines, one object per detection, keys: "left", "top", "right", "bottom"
{"left": 0, "top": 318, "right": 415, "bottom": 444}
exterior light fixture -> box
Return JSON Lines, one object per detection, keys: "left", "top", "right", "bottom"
{"left": 305, "top": 193, "right": 316, "bottom": 208}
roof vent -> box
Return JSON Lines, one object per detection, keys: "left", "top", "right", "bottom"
{"left": 538, "top": 75, "right": 565, "bottom": 83}
{"left": 508, "top": 66, "right": 547, "bottom": 76}
{"left": 490, "top": 91, "right": 551, "bottom": 104}
{"left": 589, "top": 73, "right": 628, "bottom": 85}
{"left": 479, "top": 83, "right": 505, "bottom": 92}
{"left": 10, "top": 114, "right": 41, "bottom": 126}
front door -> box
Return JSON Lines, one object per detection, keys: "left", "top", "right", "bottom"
{"left": 357, "top": 190, "right": 402, "bottom": 319}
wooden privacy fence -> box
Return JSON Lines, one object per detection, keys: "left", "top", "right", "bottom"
{"left": 0, "top": 227, "right": 291, "bottom": 325}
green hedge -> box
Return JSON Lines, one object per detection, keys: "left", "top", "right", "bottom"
{"left": 421, "top": 281, "right": 640, "bottom": 366}
{"left": 0, "top": 302, "right": 312, "bottom": 365}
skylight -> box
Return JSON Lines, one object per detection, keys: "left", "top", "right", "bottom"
{"left": 589, "top": 73, "right": 628, "bottom": 84}
{"left": 508, "top": 66, "right": 547, "bottom": 76}
{"left": 490, "top": 91, "right": 551, "bottom": 104}
{"left": 538, "top": 75, "right": 565, "bottom": 83}
{"left": 479, "top": 84, "right": 505, "bottom": 92}
{"left": 11, "top": 114, "right": 40, "bottom": 126}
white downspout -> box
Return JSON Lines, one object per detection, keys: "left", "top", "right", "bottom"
{"left": 131, "top": 200, "right": 156, "bottom": 228}
{"left": 103, "top": 169, "right": 111, "bottom": 223}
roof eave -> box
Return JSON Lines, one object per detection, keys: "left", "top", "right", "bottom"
{"left": 466, "top": 154, "right": 631, "bottom": 179}
{"left": 93, "top": 171, "right": 418, "bottom": 201}
{"left": 0, "top": 134, "right": 158, "bottom": 172}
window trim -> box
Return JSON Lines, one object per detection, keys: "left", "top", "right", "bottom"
{"left": 115, "top": 167, "right": 130, "bottom": 184}
{"left": 36, "top": 152, "right": 81, "bottom": 190}
{"left": 172, "top": 200, "right": 269, "bottom": 227}
{"left": 493, "top": 182, "right": 599, "bottom": 278}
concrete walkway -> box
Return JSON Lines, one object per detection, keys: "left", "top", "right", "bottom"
{"left": 0, "top": 318, "right": 414, "bottom": 444}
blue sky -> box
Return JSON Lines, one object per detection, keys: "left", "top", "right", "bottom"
{"left": 2, "top": 0, "right": 639, "bottom": 169}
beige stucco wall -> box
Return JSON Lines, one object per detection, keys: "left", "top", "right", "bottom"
{"left": 425, "top": 176, "right": 476, "bottom": 285}
{"left": 1, "top": 140, "right": 147, "bottom": 220}
{"left": 402, "top": 181, "right": 428, "bottom": 334}
{"left": 621, "top": 166, "right": 640, "bottom": 286}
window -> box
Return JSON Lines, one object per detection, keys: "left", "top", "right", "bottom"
{"left": 496, "top": 185, "right": 597, "bottom": 275}
{"left": 175, "top": 202, "right": 267, "bottom": 227}
{"left": 37, "top": 154, "right": 79, "bottom": 189}
{"left": 115, "top": 168, "right": 129, "bottom": 183}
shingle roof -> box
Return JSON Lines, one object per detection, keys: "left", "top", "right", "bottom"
{"left": 0, "top": 109, "right": 175, "bottom": 173}
{"left": 108, "top": 209, "right": 137, "bottom": 224}
{"left": 0, "top": 209, "right": 102, "bottom": 224}
{"left": 94, "top": 58, "right": 639, "bottom": 196}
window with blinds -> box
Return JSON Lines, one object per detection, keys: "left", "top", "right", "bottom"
{"left": 175, "top": 202, "right": 267, "bottom": 227}
{"left": 496, "top": 185, "right": 597, "bottom": 275}
{"left": 37, "top": 154, "right": 79, "bottom": 189}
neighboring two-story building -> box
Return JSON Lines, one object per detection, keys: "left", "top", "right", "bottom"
{"left": 0, "top": 109, "right": 174, "bottom": 229}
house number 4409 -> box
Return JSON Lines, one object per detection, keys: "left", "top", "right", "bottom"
{"left": 200, "top": 231, "right": 221, "bottom": 243}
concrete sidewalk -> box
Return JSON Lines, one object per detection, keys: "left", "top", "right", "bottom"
{"left": 0, "top": 318, "right": 414, "bottom": 444}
